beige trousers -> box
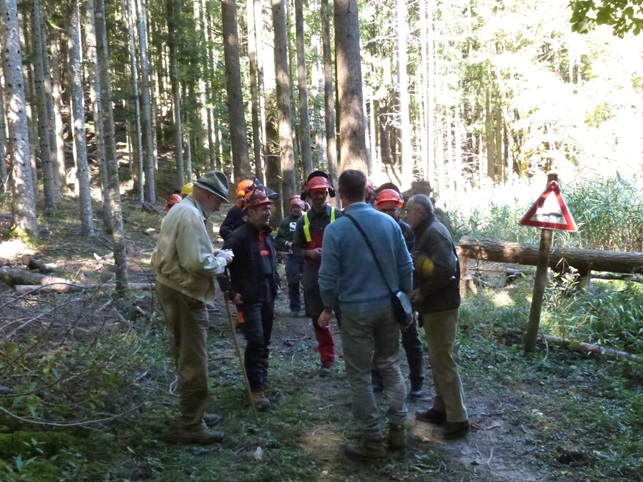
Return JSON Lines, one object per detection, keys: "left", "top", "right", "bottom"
{"left": 421, "top": 308, "right": 468, "bottom": 423}
{"left": 156, "top": 283, "right": 209, "bottom": 431}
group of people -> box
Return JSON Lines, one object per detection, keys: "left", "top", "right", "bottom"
{"left": 152, "top": 168, "right": 469, "bottom": 459}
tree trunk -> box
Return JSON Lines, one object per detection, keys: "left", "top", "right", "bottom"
{"left": 123, "top": 0, "right": 144, "bottom": 203}
{"left": 222, "top": 0, "right": 251, "bottom": 183}
{"left": 321, "top": 0, "right": 337, "bottom": 188}
{"left": 137, "top": 0, "right": 156, "bottom": 202}
{"left": 31, "top": 0, "right": 55, "bottom": 215}
{"left": 0, "top": 75, "right": 8, "bottom": 185}
{"left": 334, "top": 0, "right": 368, "bottom": 173}
{"left": 84, "top": 0, "right": 112, "bottom": 233}
{"left": 48, "top": 34, "right": 67, "bottom": 199}
{"left": 247, "top": 0, "right": 264, "bottom": 183}
{"left": 294, "top": 0, "right": 313, "bottom": 179}
{"left": 167, "top": 0, "right": 185, "bottom": 188}
{"left": 396, "top": 0, "right": 412, "bottom": 188}
{"left": 69, "top": 0, "right": 95, "bottom": 237}
{"left": 458, "top": 236, "right": 643, "bottom": 275}
{"left": 272, "top": 0, "right": 296, "bottom": 212}
{"left": 95, "top": 0, "right": 128, "bottom": 292}
{"left": 1, "top": 0, "right": 38, "bottom": 236}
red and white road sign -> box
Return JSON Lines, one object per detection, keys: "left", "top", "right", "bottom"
{"left": 520, "top": 181, "right": 577, "bottom": 231}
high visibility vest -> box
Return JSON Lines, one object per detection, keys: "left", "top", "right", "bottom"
{"left": 303, "top": 206, "right": 336, "bottom": 243}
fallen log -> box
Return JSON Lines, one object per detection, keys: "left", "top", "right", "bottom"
{"left": 0, "top": 267, "right": 70, "bottom": 287}
{"left": 542, "top": 335, "right": 639, "bottom": 361}
{"left": 15, "top": 282, "right": 155, "bottom": 294}
{"left": 458, "top": 236, "right": 643, "bottom": 274}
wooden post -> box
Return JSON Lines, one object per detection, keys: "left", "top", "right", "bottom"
{"left": 524, "top": 173, "right": 557, "bottom": 353}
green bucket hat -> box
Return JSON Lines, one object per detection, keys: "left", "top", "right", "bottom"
{"left": 194, "top": 170, "right": 230, "bottom": 203}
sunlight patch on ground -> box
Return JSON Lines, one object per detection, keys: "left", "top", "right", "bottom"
{"left": 0, "top": 239, "right": 33, "bottom": 259}
{"left": 491, "top": 291, "right": 516, "bottom": 308}
{"left": 300, "top": 423, "right": 344, "bottom": 461}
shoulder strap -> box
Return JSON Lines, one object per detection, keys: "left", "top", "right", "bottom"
{"left": 343, "top": 213, "right": 394, "bottom": 295}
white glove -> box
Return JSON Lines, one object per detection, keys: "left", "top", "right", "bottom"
{"left": 217, "top": 249, "right": 234, "bottom": 264}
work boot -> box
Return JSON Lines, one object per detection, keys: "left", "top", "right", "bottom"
{"left": 387, "top": 423, "right": 406, "bottom": 451}
{"left": 251, "top": 391, "right": 271, "bottom": 411}
{"left": 415, "top": 407, "right": 446, "bottom": 424}
{"left": 342, "top": 437, "right": 387, "bottom": 461}
{"left": 318, "top": 362, "right": 333, "bottom": 377}
{"left": 203, "top": 413, "right": 222, "bottom": 427}
{"left": 440, "top": 421, "right": 470, "bottom": 439}
{"left": 178, "top": 427, "right": 224, "bottom": 445}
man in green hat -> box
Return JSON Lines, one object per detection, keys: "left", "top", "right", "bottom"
{"left": 152, "top": 170, "right": 234, "bottom": 444}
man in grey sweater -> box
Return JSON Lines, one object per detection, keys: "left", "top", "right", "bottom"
{"left": 318, "top": 169, "right": 413, "bottom": 460}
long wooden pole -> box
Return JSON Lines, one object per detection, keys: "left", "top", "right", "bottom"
{"left": 524, "top": 173, "right": 558, "bottom": 353}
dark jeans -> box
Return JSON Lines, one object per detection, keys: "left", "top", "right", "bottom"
{"left": 241, "top": 299, "right": 275, "bottom": 391}
{"left": 285, "top": 254, "right": 303, "bottom": 312}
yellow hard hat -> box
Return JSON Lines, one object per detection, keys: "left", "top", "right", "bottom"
{"left": 181, "top": 182, "right": 193, "bottom": 196}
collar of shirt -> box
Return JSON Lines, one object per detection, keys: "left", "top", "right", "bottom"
{"left": 187, "top": 195, "right": 209, "bottom": 221}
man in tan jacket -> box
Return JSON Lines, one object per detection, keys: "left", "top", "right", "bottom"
{"left": 152, "top": 170, "right": 234, "bottom": 444}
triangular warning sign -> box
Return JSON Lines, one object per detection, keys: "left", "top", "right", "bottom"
{"left": 520, "top": 181, "right": 577, "bottom": 231}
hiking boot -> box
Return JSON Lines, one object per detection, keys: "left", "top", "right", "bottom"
{"left": 319, "top": 363, "right": 333, "bottom": 377}
{"left": 387, "top": 423, "right": 406, "bottom": 451}
{"left": 440, "top": 420, "right": 470, "bottom": 439}
{"left": 203, "top": 413, "right": 222, "bottom": 427}
{"left": 415, "top": 408, "right": 447, "bottom": 424}
{"left": 408, "top": 388, "right": 424, "bottom": 399}
{"left": 251, "top": 391, "right": 271, "bottom": 411}
{"left": 178, "top": 427, "right": 224, "bottom": 445}
{"left": 342, "top": 437, "right": 387, "bottom": 461}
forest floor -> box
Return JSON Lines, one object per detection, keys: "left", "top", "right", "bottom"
{"left": 0, "top": 191, "right": 641, "bottom": 481}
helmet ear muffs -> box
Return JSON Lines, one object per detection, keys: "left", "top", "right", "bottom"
{"left": 328, "top": 187, "right": 336, "bottom": 198}
{"left": 300, "top": 190, "right": 307, "bottom": 201}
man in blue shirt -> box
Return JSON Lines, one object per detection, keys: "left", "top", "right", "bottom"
{"left": 318, "top": 169, "right": 413, "bottom": 460}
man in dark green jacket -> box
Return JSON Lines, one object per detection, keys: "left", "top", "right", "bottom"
{"left": 406, "top": 194, "right": 469, "bottom": 439}
{"left": 275, "top": 195, "right": 306, "bottom": 315}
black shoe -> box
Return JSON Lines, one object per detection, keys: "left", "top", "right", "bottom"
{"left": 415, "top": 408, "right": 446, "bottom": 424}
{"left": 203, "top": 413, "right": 222, "bottom": 427}
{"left": 408, "top": 388, "right": 424, "bottom": 399}
{"left": 440, "top": 420, "right": 470, "bottom": 439}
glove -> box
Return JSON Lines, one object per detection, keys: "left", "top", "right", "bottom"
{"left": 217, "top": 249, "right": 234, "bottom": 264}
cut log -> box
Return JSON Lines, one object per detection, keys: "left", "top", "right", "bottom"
{"left": 542, "top": 335, "right": 639, "bottom": 360}
{"left": 0, "top": 267, "right": 70, "bottom": 287}
{"left": 15, "top": 282, "right": 155, "bottom": 294}
{"left": 458, "top": 236, "right": 643, "bottom": 274}
{"left": 20, "top": 254, "right": 55, "bottom": 274}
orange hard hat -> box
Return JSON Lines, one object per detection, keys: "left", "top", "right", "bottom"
{"left": 236, "top": 179, "right": 256, "bottom": 198}
{"left": 375, "top": 188, "right": 404, "bottom": 209}
{"left": 244, "top": 188, "right": 273, "bottom": 209}
{"left": 164, "top": 193, "right": 183, "bottom": 211}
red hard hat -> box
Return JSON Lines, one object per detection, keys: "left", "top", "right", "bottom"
{"left": 289, "top": 195, "right": 305, "bottom": 208}
{"left": 164, "top": 194, "right": 183, "bottom": 211}
{"left": 375, "top": 188, "right": 403, "bottom": 209}
{"left": 244, "top": 188, "right": 273, "bottom": 209}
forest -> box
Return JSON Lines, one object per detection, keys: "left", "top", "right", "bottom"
{"left": 1, "top": 0, "right": 642, "bottom": 480}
